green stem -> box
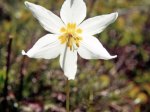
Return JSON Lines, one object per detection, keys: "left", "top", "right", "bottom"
{"left": 66, "top": 79, "right": 70, "bottom": 112}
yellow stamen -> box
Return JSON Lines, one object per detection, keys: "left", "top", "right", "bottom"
{"left": 60, "top": 27, "right": 66, "bottom": 33}
{"left": 59, "top": 23, "right": 83, "bottom": 51}
{"left": 76, "top": 28, "right": 82, "bottom": 34}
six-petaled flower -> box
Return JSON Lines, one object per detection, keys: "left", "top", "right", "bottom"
{"left": 22, "top": 0, "right": 118, "bottom": 80}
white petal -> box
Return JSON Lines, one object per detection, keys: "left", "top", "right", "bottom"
{"left": 78, "top": 35, "right": 117, "bottom": 60}
{"left": 60, "top": 0, "right": 86, "bottom": 25}
{"left": 79, "top": 12, "right": 118, "bottom": 35}
{"left": 22, "top": 34, "right": 61, "bottom": 59}
{"left": 25, "top": 1, "right": 64, "bottom": 34}
{"left": 59, "top": 46, "right": 77, "bottom": 80}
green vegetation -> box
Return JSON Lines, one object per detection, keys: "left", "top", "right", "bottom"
{"left": 0, "top": 0, "right": 150, "bottom": 111}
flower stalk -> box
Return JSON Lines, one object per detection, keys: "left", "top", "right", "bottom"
{"left": 63, "top": 38, "right": 70, "bottom": 112}
{"left": 66, "top": 79, "right": 70, "bottom": 112}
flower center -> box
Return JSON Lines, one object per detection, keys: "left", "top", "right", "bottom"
{"left": 59, "top": 23, "right": 82, "bottom": 51}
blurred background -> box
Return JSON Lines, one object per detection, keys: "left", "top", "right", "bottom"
{"left": 0, "top": 0, "right": 150, "bottom": 112}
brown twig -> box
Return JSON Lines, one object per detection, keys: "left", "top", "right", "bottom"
{"left": 2, "top": 35, "right": 13, "bottom": 111}
{"left": 17, "top": 56, "right": 25, "bottom": 101}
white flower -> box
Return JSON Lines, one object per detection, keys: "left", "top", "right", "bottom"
{"left": 22, "top": 0, "right": 118, "bottom": 80}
